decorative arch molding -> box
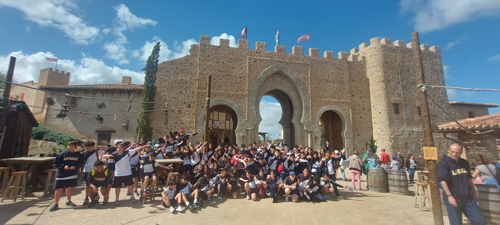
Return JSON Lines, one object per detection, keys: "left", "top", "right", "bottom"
{"left": 248, "top": 63, "right": 312, "bottom": 130}
{"left": 195, "top": 99, "right": 245, "bottom": 137}
{"left": 313, "top": 105, "right": 353, "bottom": 150}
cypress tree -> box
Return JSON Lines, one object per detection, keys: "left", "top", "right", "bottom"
{"left": 137, "top": 42, "right": 160, "bottom": 141}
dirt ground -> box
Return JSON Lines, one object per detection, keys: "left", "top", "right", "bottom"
{"left": 0, "top": 171, "right": 465, "bottom": 225}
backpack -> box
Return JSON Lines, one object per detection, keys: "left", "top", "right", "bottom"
{"left": 367, "top": 157, "right": 379, "bottom": 168}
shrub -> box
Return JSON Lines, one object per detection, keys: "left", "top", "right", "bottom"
{"left": 31, "top": 125, "right": 82, "bottom": 145}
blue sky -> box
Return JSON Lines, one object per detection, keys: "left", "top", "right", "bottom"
{"left": 0, "top": 0, "right": 499, "bottom": 138}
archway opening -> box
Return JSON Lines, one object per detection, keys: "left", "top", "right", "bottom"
{"left": 259, "top": 90, "right": 295, "bottom": 146}
{"left": 208, "top": 105, "right": 237, "bottom": 146}
{"left": 319, "top": 110, "right": 343, "bottom": 150}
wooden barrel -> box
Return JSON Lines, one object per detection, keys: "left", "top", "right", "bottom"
{"left": 475, "top": 183, "right": 500, "bottom": 224}
{"left": 386, "top": 170, "right": 409, "bottom": 195}
{"left": 368, "top": 167, "right": 388, "bottom": 193}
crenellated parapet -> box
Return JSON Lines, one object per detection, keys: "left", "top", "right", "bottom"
{"left": 355, "top": 36, "right": 441, "bottom": 54}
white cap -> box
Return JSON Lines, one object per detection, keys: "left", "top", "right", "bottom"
{"left": 334, "top": 150, "right": 339, "bottom": 154}
{"left": 154, "top": 144, "right": 160, "bottom": 148}
{"left": 114, "top": 139, "right": 123, "bottom": 145}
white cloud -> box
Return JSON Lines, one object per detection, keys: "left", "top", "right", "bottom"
{"left": 134, "top": 36, "right": 198, "bottom": 64}
{"left": 210, "top": 33, "right": 238, "bottom": 47}
{"left": 443, "top": 65, "right": 451, "bottom": 79}
{"left": 488, "top": 54, "right": 500, "bottom": 62}
{"left": 25, "top": 25, "right": 31, "bottom": 33}
{"left": 0, "top": 0, "right": 100, "bottom": 45}
{"left": 104, "top": 4, "right": 157, "bottom": 64}
{"left": 259, "top": 99, "right": 282, "bottom": 140}
{"left": 102, "top": 28, "right": 111, "bottom": 34}
{"left": 400, "top": 0, "right": 500, "bottom": 33}
{"left": 0, "top": 51, "right": 143, "bottom": 85}
{"left": 447, "top": 89, "right": 457, "bottom": 99}
{"left": 447, "top": 41, "right": 460, "bottom": 49}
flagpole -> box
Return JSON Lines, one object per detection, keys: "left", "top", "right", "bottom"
{"left": 246, "top": 25, "right": 247, "bottom": 40}
{"left": 55, "top": 60, "right": 58, "bottom": 70}
{"left": 309, "top": 34, "right": 311, "bottom": 49}
{"left": 278, "top": 29, "right": 280, "bottom": 46}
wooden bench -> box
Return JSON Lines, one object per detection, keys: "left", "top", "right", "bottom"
{"left": 1, "top": 171, "right": 27, "bottom": 202}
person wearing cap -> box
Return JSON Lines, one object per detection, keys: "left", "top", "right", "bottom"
{"left": 379, "top": 148, "right": 391, "bottom": 170}
{"left": 284, "top": 171, "right": 299, "bottom": 202}
{"left": 390, "top": 156, "right": 400, "bottom": 171}
{"left": 396, "top": 152, "right": 405, "bottom": 172}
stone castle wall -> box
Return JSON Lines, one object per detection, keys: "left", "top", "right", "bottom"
{"left": 152, "top": 34, "right": 452, "bottom": 156}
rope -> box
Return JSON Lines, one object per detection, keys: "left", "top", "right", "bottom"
{"left": 23, "top": 104, "right": 165, "bottom": 115}
{"left": 421, "top": 84, "right": 500, "bottom": 92}
{"left": 0, "top": 80, "right": 200, "bottom": 104}
{"left": 418, "top": 85, "right": 473, "bottom": 135}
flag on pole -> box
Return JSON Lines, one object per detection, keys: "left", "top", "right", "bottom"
{"left": 45, "top": 57, "right": 58, "bottom": 62}
{"left": 297, "top": 34, "right": 310, "bottom": 46}
{"left": 275, "top": 30, "right": 280, "bottom": 45}
{"left": 240, "top": 26, "right": 247, "bottom": 39}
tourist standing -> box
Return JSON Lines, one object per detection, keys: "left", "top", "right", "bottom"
{"left": 347, "top": 150, "right": 363, "bottom": 191}
{"left": 405, "top": 154, "right": 417, "bottom": 184}
{"left": 379, "top": 148, "right": 390, "bottom": 169}
{"left": 396, "top": 152, "right": 405, "bottom": 172}
{"left": 472, "top": 154, "right": 499, "bottom": 189}
{"left": 438, "top": 143, "right": 486, "bottom": 225}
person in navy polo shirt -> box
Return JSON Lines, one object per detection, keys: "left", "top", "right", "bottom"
{"left": 438, "top": 143, "right": 486, "bottom": 225}
{"left": 50, "top": 140, "right": 84, "bottom": 212}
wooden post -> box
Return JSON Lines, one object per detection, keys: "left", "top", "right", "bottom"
{"left": 203, "top": 75, "right": 212, "bottom": 142}
{"left": 0, "top": 57, "right": 16, "bottom": 154}
{"left": 412, "top": 32, "right": 444, "bottom": 225}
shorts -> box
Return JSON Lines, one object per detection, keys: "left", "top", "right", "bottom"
{"left": 112, "top": 175, "right": 133, "bottom": 188}
{"left": 83, "top": 172, "right": 89, "bottom": 185}
{"left": 249, "top": 187, "right": 258, "bottom": 195}
{"left": 90, "top": 182, "right": 107, "bottom": 189}
{"left": 228, "top": 180, "right": 239, "bottom": 192}
{"left": 180, "top": 164, "right": 192, "bottom": 173}
{"left": 131, "top": 165, "right": 141, "bottom": 178}
{"left": 54, "top": 179, "right": 78, "bottom": 189}
{"left": 142, "top": 172, "right": 156, "bottom": 179}
{"left": 288, "top": 188, "right": 299, "bottom": 196}
{"left": 162, "top": 198, "right": 177, "bottom": 207}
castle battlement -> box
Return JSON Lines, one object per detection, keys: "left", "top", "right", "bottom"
{"left": 40, "top": 67, "right": 71, "bottom": 76}
{"left": 357, "top": 37, "right": 441, "bottom": 54}
{"left": 19, "top": 80, "right": 37, "bottom": 86}
{"left": 198, "top": 35, "right": 365, "bottom": 61}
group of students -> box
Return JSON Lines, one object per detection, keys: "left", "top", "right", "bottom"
{"left": 49, "top": 128, "right": 355, "bottom": 213}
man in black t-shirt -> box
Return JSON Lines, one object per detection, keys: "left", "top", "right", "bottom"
{"left": 438, "top": 143, "right": 486, "bottom": 225}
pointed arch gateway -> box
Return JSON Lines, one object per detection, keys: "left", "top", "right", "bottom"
{"left": 247, "top": 64, "right": 311, "bottom": 146}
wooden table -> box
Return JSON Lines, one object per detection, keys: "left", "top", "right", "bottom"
{"left": 1, "top": 157, "right": 55, "bottom": 192}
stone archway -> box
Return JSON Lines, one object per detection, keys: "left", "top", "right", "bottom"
{"left": 196, "top": 99, "right": 244, "bottom": 145}
{"left": 248, "top": 64, "right": 310, "bottom": 146}
{"left": 313, "top": 105, "right": 353, "bottom": 151}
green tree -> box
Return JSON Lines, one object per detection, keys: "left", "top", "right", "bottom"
{"left": 137, "top": 42, "right": 160, "bottom": 141}
{"left": 369, "top": 136, "right": 378, "bottom": 153}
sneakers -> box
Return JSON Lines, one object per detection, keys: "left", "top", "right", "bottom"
{"left": 323, "top": 194, "right": 329, "bottom": 199}
{"left": 217, "top": 195, "right": 222, "bottom": 200}
{"left": 176, "top": 205, "right": 183, "bottom": 212}
{"left": 305, "top": 193, "right": 310, "bottom": 201}
{"left": 336, "top": 196, "right": 344, "bottom": 200}
{"left": 130, "top": 196, "right": 136, "bottom": 203}
{"left": 285, "top": 196, "right": 289, "bottom": 202}
{"left": 126, "top": 190, "right": 130, "bottom": 196}
{"left": 169, "top": 206, "right": 175, "bottom": 213}
{"left": 102, "top": 199, "right": 108, "bottom": 205}
{"left": 115, "top": 199, "right": 120, "bottom": 205}
{"left": 88, "top": 203, "right": 94, "bottom": 208}
{"left": 143, "top": 190, "right": 148, "bottom": 197}
{"left": 246, "top": 195, "right": 251, "bottom": 200}
{"left": 65, "top": 201, "right": 76, "bottom": 207}
{"left": 208, "top": 200, "right": 214, "bottom": 206}
{"left": 187, "top": 204, "right": 193, "bottom": 211}
{"left": 134, "top": 190, "right": 140, "bottom": 196}
{"left": 271, "top": 198, "right": 275, "bottom": 203}
{"left": 49, "top": 203, "right": 59, "bottom": 212}
{"left": 192, "top": 203, "right": 199, "bottom": 209}
{"left": 358, "top": 189, "right": 364, "bottom": 192}
{"left": 92, "top": 195, "right": 100, "bottom": 204}
{"left": 83, "top": 198, "right": 89, "bottom": 205}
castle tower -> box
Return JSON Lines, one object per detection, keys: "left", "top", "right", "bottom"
{"left": 32, "top": 68, "right": 70, "bottom": 114}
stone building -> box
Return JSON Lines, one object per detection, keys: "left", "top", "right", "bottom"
{"left": 152, "top": 35, "right": 498, "bottom": 158}
{"left": 8, "top": 35, "right": 498, "bottom": 159}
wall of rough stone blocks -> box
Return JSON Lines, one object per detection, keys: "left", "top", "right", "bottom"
{"left": 358, "top": 37, "right": 452, "bottom": 158}
{"left": 153, "top": 34, "right": 456, "bottom": 159}
{"left": 450, "top": 105, "right": 490, "bottom": 120}
{"left": 43, "top": 90, "right": 142, "bottom": 142}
